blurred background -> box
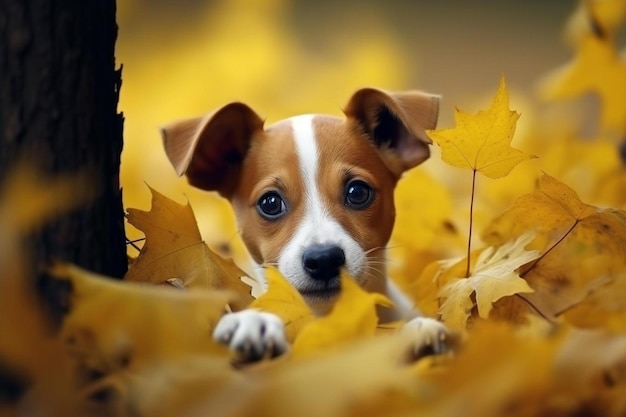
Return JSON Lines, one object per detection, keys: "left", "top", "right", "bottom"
{"left": 117, "top": 0, "right": 620, "bottom": 275}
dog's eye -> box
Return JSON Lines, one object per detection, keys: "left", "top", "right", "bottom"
{"left": 257, "top": 192, "right": 287, "bottom": 220}
{"left": 344, "top": 180, "right": 374, "bottom": 210}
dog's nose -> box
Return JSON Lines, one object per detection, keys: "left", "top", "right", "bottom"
{"left": 302, "top": 244, "right": 346, "bottom": 281}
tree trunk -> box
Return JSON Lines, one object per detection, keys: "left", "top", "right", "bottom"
{"left": 0, "top": 0, "right": 126, "bottom": 278}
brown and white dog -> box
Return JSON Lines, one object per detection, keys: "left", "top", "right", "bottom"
{"left": 161, "top": 88, "right": 449, "bottom": 361}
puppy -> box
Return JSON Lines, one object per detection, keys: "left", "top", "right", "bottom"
{"left": 161, "top": 88, "right": 449, "bottom": 361}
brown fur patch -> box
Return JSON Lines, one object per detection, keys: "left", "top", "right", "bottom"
{"left": 230, "top": 121, "right": 305, "bottom": 266}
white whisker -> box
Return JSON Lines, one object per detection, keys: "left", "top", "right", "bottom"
{"left": 364, "top": 246, "right": 387, "bottom": 255}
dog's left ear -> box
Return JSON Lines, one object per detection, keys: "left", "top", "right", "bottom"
{"left": 344, "top": 88, "right": 440, "bottom": 177}
{"left": 160, "top": 103, "right": 264, "bottom": 197}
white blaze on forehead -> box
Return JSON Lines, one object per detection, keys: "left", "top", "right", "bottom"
{"left": 278, "top": 115, "right": 365, "bottom": 292}
{"left": 290, "top": 115, "right": 319, "bottom": 199}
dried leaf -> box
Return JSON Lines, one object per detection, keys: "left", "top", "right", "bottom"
{"left": 125, "top": 186, "right": 254, "bottom": 308}
{"left": 483, "top": 173, "right": 626, "bottom": 318}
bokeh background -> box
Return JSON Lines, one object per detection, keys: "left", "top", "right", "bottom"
{"left": 117, "top": 0, "right": 621, "bottom": 277}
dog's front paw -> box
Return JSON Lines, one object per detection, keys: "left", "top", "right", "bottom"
{"left": 402, "top": 317, "right": 453, "bottom": 360}
{"left": 212, "top": 310, "right": 288, "bottom": 362}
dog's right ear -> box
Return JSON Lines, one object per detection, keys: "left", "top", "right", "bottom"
{"left": 161, "top": 103, "right": 264, "bottom": 196}
{"left": 344, "top": 88, "right": 440, "bottom": 178}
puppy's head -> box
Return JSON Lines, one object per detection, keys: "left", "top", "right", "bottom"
{"left": 162, "top": 88, "right": 439, "bottom": 313}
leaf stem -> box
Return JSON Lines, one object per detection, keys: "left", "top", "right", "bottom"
{"left": 519, "top": 219, "right": 579, "bottom": 277}
{"left": 514, "top": 293, "right": 556, "bottom": 324}
{"left": 465, "top": 169, "right": 478, "bottom": 278}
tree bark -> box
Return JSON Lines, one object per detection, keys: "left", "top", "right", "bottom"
{"left": 0, "top": 0, "right": 126, "bottom": 278}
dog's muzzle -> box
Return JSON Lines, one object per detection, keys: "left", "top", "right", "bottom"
{"left": 302, "top": 244, "right": 345, "bottom": 282}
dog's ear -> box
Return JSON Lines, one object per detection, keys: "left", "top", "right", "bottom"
{"left": 161, "top": 103, "right": 264, "bottom": 196}
{"left": 344, "top": 88, "right": 440, "bottom": 177}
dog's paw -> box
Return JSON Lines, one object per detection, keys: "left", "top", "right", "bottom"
{"left": 212, "top": 310, "right": 288, "bottom": 362}
{"left": 402, "top": 317, "right": 453, "bottom": 360}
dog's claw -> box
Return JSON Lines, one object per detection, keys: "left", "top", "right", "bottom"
{"left": 403, "top": 317, "right": 454, "bottom": 361}
{"left": 213, "top": 310, "right": 288, "bottom": 362}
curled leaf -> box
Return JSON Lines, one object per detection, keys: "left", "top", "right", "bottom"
{"left": 438, "top": 232, "right": 539, "bottom": 331}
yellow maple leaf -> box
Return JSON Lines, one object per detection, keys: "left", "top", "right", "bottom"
{"left": 250, "top": 268, "right": 314, "bottom": 342}
{"left": 483, "top": 173, "right": 626, "bottom": 319}
{"left": 438, "top": 232, "right": 539, "bottom": 331}
{"left": 125, "top": 186, "right": 254, "bottom": 308}
{"left": 428, "top": 76, "right": 536, "bottom": 179}
{"left": 291, "top": 271, "right": 392, "bottom": 358}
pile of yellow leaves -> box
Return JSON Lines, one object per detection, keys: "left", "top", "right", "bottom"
{"left": 2, "top": 2, "right": 626, "bottom": 416}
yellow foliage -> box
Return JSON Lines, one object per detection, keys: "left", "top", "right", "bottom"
{"left": 391, "top": 169, "right": 457, "bottom": 251}
{"left": 484, "top": 173, "right": 626, "bottom": 319}
{"left": 438, "top": 232, "right": 539, "bottom": 331}
{"left": 0, "top": 167, "right": 81, "bottom": 416}
{"left": 125, "top": 185, "right": 255, "bottom": 308}
{"left": 51, "top": 263, "right": 234, "bottom": 360}
{"left": 418, "top": 323, "right": 562, "bottom": 416}
{"left": 103, "top": 355, "right": 249, "bottom": 417}
{"left": 250, "top": 268, "right": 313, "bottom": 342}
{"left": 565, "top": 0, "right": 626, "bottom": 41}
{"left": 563, "top": 272, "right": 626, "bottom": 331}
{"left": 409, "top": 256, "right": 465, "bottom": 317}
{"left": 540, "top": 7, "right": 626, "bottom": 139}
{"left": 428, "top": 77, "right": 536, "bottom": 179}
{"left": 535, "top": 136, "right": 626, "bottom": 207}
{"left": 390, "top": 168, "right": 465, "bottom": 296}
{"left": 237, "top": 334, "right": 420, "bottom": 417}
{"left": 0, "top": 162, "right": 93, "bottom": 234}
{"left": 291, "top": 272, "right": 392, "bottom": 358}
